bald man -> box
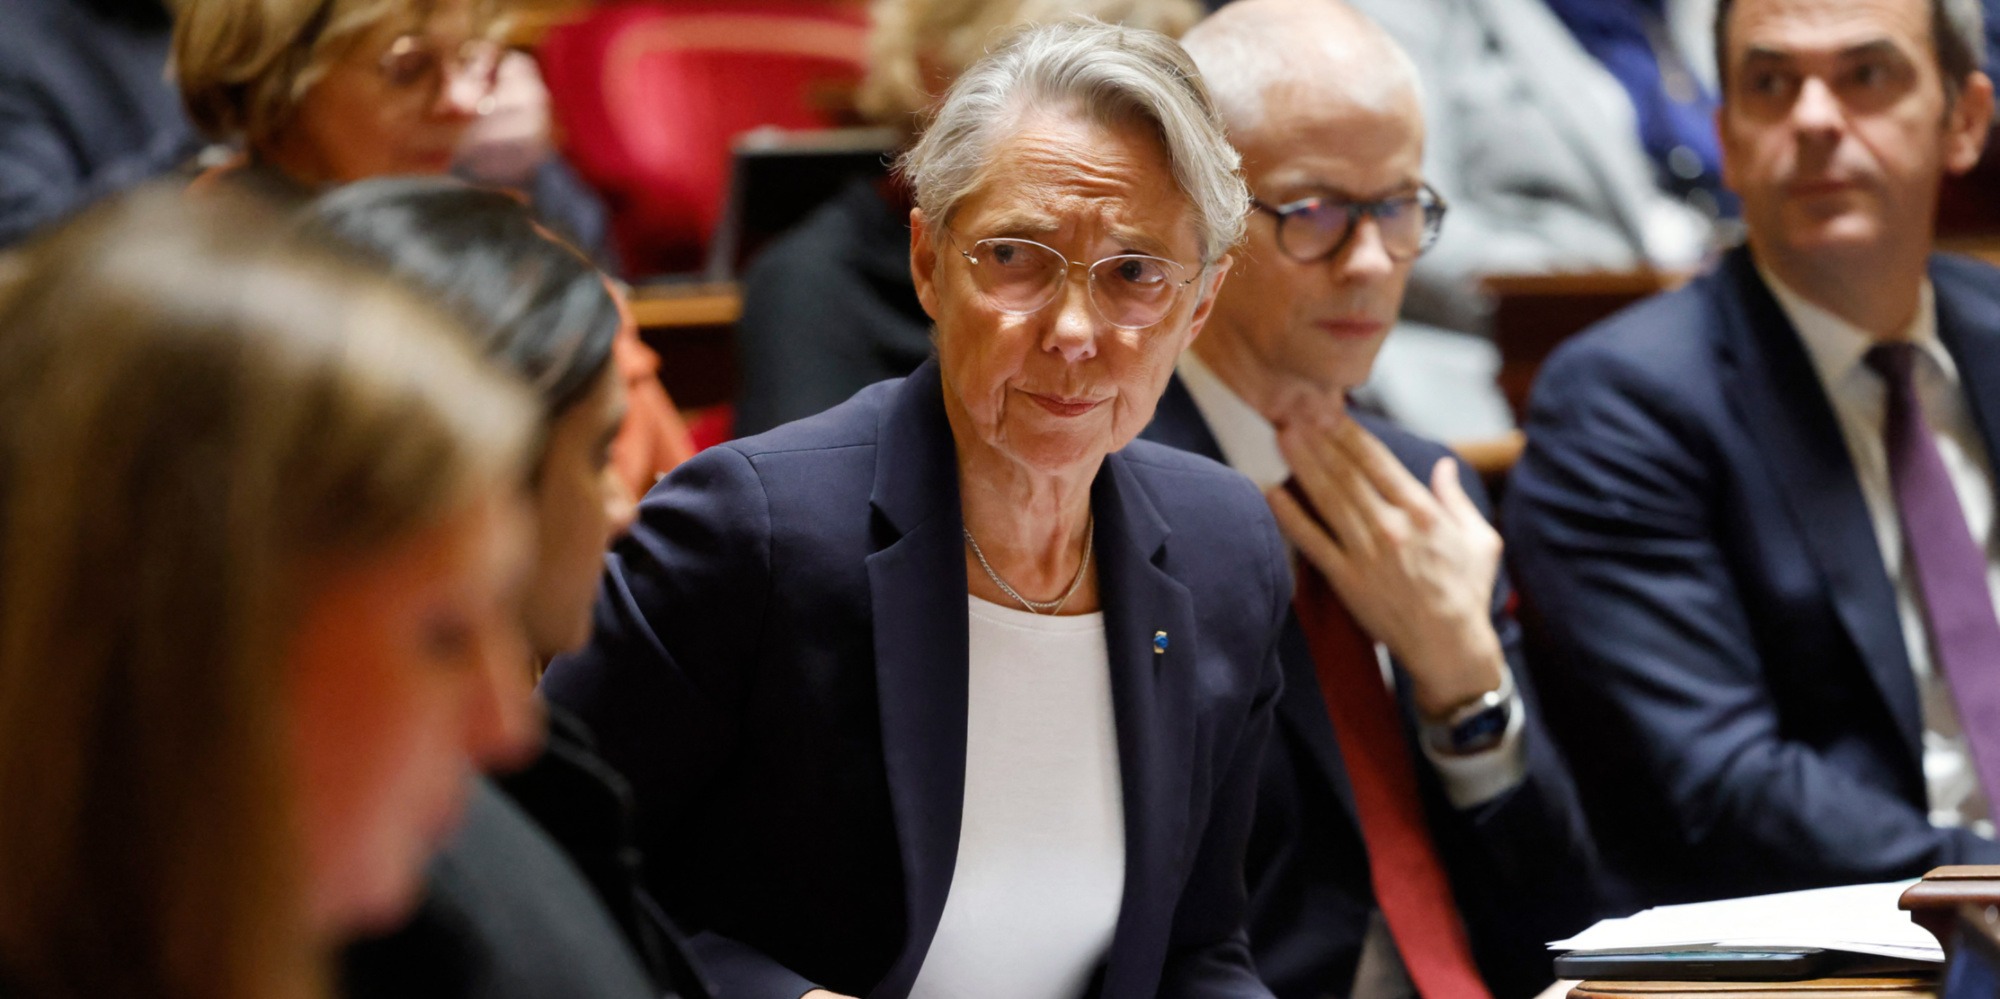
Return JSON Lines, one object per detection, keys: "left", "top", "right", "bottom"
{"left": 1143, "top": 4, "right": 1600, "bottom": 997}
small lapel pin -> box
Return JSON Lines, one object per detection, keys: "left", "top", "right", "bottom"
{"left": 1153, "top": 631, "right": 1169, "bottom": 655}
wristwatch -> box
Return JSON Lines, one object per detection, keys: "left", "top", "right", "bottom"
{"left": 1420, "top": 666, "right": 1516, "bottom": 757}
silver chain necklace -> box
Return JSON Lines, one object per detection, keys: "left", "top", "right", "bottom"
{"left": 964, "top": 517, "right": 1095, "bottom": 615}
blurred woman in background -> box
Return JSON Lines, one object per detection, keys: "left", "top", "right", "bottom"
{"left": 172, "top": 0, "right": 692, "bottom": 493}
{"left": 0, "top": 187, "right": 539, "bottom": 998}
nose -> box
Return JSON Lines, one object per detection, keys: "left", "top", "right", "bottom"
{"left": 1790, "top": 75, "right": 1844, "bottom": 137}
{"left": 602, "top": 468, "right": 639, "bottom": 545}
{"left": 1333, "top": 214, "right": 1396, "bottom": 284}
{"left": 1041, "top": 269, "right": 1100, "bottom": 364}
{"left": 461, "top": 617, "right": 544, "bottom": 773}
{"left": 432, "top": 66, "right": 489, "bottom": 120}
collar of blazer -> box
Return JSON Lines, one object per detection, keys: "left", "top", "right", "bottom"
{"left": 861, "top": 357, "right": 1200, "bottom": 999}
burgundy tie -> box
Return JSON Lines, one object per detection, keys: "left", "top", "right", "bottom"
{"left": 1866, "top": 342, "right": 2000, "bottom": 809}
{"left": 1293, "top": 563, "right": 1494, "bottom": 999}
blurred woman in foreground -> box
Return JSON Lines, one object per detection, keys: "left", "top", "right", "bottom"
{"left": 0, "top": 188, "right": 539, "bottom": 999}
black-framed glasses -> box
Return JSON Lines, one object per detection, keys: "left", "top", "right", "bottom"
{"left": 1250, "top": 182, "right": 1448, "bottom": 263}
{"left": 949, "top": 233, "right": 1202, "bottom": 331}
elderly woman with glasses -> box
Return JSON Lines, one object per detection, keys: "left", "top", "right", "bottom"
{"left": 543, "top": 19, "right": 1291, "bottom": 999}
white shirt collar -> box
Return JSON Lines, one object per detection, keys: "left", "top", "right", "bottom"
{"left": 1174, "top": 351, "right": 1291, "bottom": 490}
{"left": 1757, "top": 262, "right": 1953, "bottom": 391}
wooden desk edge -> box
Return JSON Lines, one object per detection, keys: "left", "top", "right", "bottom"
{"left": 629, "top": 284, "right": 744, "bottom": 329}
{"left": 1569, "top": 978, "right": 1935, "bottom": 998}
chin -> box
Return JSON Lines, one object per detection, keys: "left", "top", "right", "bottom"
{"left": 319, "top": 856, "right": 431, "bottom": 939}
{"left": 999, "top": 428, "right": 1112, "bottom": 476}
{"left": 1780, "top": 220, "right": 1887, "bottom": 261}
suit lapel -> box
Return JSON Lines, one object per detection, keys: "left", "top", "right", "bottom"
{"left": 1933, "top": 259, "right": 2000, "bottom": 478}
{"left": 1091, "top": 451, "right": 1200, "bottom": 997}
{"left": 864, "top": 360, "right": 970, "bottom": 999}
{"left": 1143, "top": 374, "right": 1229, "bottom": 464}
{"left": 1714, "top": 251, "right": 1923, "bottom": 765}
{"left": 1274, "top": 614, "right": 1362, "bottom": 819}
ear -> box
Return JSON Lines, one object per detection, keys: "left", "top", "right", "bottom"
{"left": 1944, "top": 72, "right": 1995, "bottom": 176}
{"left": 1181, "top": 253, "right": 1235, "bottom": 349}
{"left": 910, "top": 207, "right": 943, "bottom": 321}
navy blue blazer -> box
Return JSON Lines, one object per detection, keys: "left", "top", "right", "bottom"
{"left": 1141, "top": 384, "right": 1601, "bottom": 999}
{"left": 1502, "top": 247, "right": 2000, "bottom": 910}
{"left": 542, "top": 359, "right": 1290, "bottom": 999}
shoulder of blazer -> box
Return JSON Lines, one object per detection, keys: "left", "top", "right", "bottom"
{"left": 1113, "top": 436, "right": 1270, "bottom": 516}
{"left": 1934, "top": 252, "right": 2000, "bottom": 316}
{"left": 1530, "top": 260, "right": 1741, "bottom": 420}
{"left": 720, "top": 376, "right": 900, "bottom": 463}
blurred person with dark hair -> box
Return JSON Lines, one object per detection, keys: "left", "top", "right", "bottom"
{"left": 307, "top": 177, "right": 710, "bottom": 999}
{"left": 0, "top": 186, "right": 540, "bottom": 999}
{"left": 729, "top": 0, "right": 1201, "bottom": 438}
{"left": 0, "top": 0, "right": 200, "bottom": 246}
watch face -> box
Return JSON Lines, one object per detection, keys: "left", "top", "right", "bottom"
{"left": 1441, "top": 703, "right": 1511, "bottom": 755}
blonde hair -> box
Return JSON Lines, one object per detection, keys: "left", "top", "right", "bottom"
{"left": 858, "top": 0, "right": 1202, "bottom": 134}
{"left": 173, "top": 0, "right": 499, "bottom": 150}
{"left": 0, "top": 186, "right": 534, "bottom": 999}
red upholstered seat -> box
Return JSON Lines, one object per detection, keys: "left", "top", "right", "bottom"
{"left": 539, "top": 1, "right": 867, "bottom": 275}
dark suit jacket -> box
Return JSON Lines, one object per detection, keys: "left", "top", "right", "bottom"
{"left": 542, "top": 358, "right": 1289, "bottom": 999}
{"left": 1502, "top": 247, "right": 2000, "bottom": 910}
{"left": 1141, "top": 383, "right": 1600, "bottom": 999}
{"left": 0, "top": 0, "right": 198, "bottom": 247}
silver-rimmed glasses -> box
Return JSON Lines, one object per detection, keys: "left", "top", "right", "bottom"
{"left": 950, "top": 233, "right": 1201, "bottom": 331}
{"left": 377, "top": 34, "right": 507, "bottom": 112}
{"left": 1250, "top": 182, "right": 1448, "bottom": 263}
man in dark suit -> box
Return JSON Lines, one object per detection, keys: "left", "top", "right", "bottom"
{"left": 1143, "top": 4, "right": 1601, "bottom": 997}
{"left": 1503, "top": 0, "right": 2000, "bottom": 909}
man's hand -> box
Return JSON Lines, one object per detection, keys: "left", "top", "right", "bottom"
{"left": 801, "top": 991, "right": 860, "bottom": 999}
{"left": 1267, "top": 416, "right": 1506, "bottom": 718}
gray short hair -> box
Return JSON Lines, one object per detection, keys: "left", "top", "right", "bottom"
{"left": 898, "top": 19, "right": 1248, "bottom": 264}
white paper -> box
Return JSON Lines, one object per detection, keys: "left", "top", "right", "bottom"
{"left": 1549, "top": 880, "right": 1944, "bottom": 964}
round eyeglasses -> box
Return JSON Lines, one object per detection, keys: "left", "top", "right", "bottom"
{"left": 1250, "top": 183, "right": 1448, "bottom": 264}
{"left": 378, "top": 34, "right": 506, "bottom": 112}
{"left": 950, "top": 234, "right": 1201, "bottom": 331}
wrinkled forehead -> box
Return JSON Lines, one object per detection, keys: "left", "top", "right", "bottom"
{"left": 950, "top": 109, "right": 1205, "bottom": 260}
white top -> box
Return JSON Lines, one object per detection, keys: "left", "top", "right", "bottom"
{"left": 906, "top": 597, "right": 1126, "bottom": 999}
{"left": 1764, "top": 268, "right": 1997, "bottom": 837}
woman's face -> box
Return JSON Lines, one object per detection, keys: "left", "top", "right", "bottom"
{"left": 911, "top": 111, "right": 1231, "bottom": 477}
{"left": 270, "top": 0, "right": 500, "bottom": 184}
{"left": 524, "top": 364, "right": 635, "bottom": 659}
{"left": 286, "top": 490, "right": 536, "bottom": 936}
